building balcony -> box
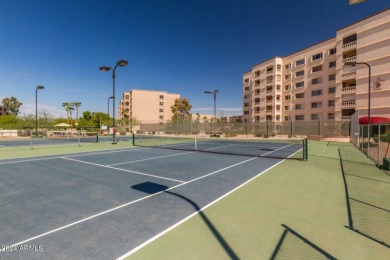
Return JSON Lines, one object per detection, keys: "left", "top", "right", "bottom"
{"left": 342, "top": 56, "right": 356, "bottom": 64}
{"left": 342, "top": 41, "right": 357, "bottom": 51}
{"left": 341, "top": 86, "right": 356, "bottom": 94}
{"left": 266, "top": 110, "right": 273, "bottom": 114}
{"left": 254, "top": 101, "right": 260, "bottom": 105}
{"left": 341, "top": 100, "right": 356, "bottom": 107}
{"left": 266, "top": 100, "right": 273, "bottom": 103}
{"left": 254, "top": 110, "right": 260, "bottom": 114}
{"left": 341, "top": 71, "right": 356, "bottom": 79}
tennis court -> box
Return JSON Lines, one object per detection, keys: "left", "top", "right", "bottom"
{"left": 0, "top": 138, "right": 303, "bottom": 259}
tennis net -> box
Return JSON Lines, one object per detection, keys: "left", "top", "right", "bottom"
{"left": 133, "top": 134, "right": 308, "bottom": 160}
{"left": 46, "top": 131, "right": 98, "bottom": 143}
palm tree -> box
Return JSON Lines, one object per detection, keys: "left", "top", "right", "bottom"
{"left": 62, "top": 102, "right": 71, "bottom": 124}
{"left": 72, "top": 102, "right": 82, "bottom": 125}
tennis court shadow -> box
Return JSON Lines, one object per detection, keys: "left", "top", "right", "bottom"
{"left": 131, "top": 182, "right": 239, "bottom": 259}
{"left": 270, "top": 224, "right": 336, "bottom": 260}
{"left": 338, "top": 149, "right": 390, "bottom": 248}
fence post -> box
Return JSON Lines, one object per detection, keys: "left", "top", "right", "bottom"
{"left": 378, "top": 124, "right": 381, "bottom": 166}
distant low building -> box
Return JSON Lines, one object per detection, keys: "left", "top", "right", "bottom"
{"left": 220, "top": 115, "right": 243, "bottom": 123}
{"left": 191, "top": 113, "right": 214, "bottom": 123}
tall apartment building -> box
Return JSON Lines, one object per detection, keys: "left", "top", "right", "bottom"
{"left": 243, "top": 8, "right": 390, "bottom": 123}
{"left": 118, "top": 89, "right": 180, "bottom": 124}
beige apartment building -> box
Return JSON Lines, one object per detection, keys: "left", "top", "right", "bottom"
{"left": 118, "top": 89, "right": 180, "bottom": 124}
{"left": 243, "top": 8, "right": 390, "bottom": 123}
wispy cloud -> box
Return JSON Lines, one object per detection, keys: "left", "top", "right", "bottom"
{"left": 20, "top": 103, "right": 66, "bottom": 118}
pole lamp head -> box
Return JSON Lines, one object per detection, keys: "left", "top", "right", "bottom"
{"left": 204, "top": 91, "right": 212, "bottom": 94}
{"left": 117, "top": 60, "right": 128, "bottom": 67}
{"left": 214, "top": 90, "right": 219, "bottom": 94}
{"left": 36, "top": 86, "right": 44, "bottom": 90}
{"left": 99, "top": 66, "right": 111, "bottom": 72}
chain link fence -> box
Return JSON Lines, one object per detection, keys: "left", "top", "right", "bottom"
{"left": 135, "top": 120, "right": 350, "bottom": 139}
{"left": 350, "top": 112, "right": 390, "bottom": 169}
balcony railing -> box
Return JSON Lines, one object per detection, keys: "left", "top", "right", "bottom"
{"left": 341, "top": 71, "right": 356, "bottom": 79}
{"left": 342, "top": 56, "right": 356, "bottom": 64}
{"left": 341, "top": 100, "right": 356, "bottom": 107}
{"left": 342, "top": 41, "right": 357, "bottom": 50}
{"left": 266, "top": 100, "right": 273, "bottom": 103}
{"left": 341, "top": 86, "right": 356, "bottom": 93}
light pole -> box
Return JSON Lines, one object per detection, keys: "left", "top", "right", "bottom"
{"left": 204, "top": 90, "right": 219, "bottom": 135}
{"left": 35, "top": 86, "right": 44, "bottom": 134}
{"left": 99, "top": 60, "right": 128, "bottom": 144}
{"left": 107, "top": 96, "right": 114, "bottom": 127}
{"left": 345, "top": 61, "right": 371, "bottom": 156}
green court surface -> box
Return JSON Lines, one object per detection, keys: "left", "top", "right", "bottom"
{"left": 128, "top": 141, "right": 390, "bottom": 259}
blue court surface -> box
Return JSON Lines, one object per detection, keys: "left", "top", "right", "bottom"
{"left": 0, "top": 145, "right": 295, "bottom": 259}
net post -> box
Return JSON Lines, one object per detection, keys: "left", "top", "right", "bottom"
{"left": 96, "top": 132, "right": 99, "bottom": 143}
{"left": 304, "top": 138, "right": 308, "bottom": 160}
{"left": 195, "top": 137, "right": 197, "bottom": 150}
{"left": 132, "top": 132, "right": 135, "bottom": 146}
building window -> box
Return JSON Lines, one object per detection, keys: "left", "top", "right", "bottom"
{"left": 328, "top": 100, "right": 335, "bottom": 107}
{"left": 284, "top": 95, "right": 291, "bottom": 101}
{"left": 277, "top": 64, "right": 282, "bottom": 72}
{"left": 312, "top": 53, "right": 323, "bottom": 61}
{"left": 285, "top": 74, "right": 291, "bottom": 80}
{"left": 159, "top": 108, "right": 164, "bottom": 113}
{"left": 266, "top": 66, "right": 273, "bottom": 73}
{"left": 159, "top": 95, "right": 164, "bottom": 99}
{"left": 254, "top": 71, "right": 260, "bottom": 77}
{"left": 284, "top": 116, "right": 291, "bottom": 121}
{"left": 295, "top": 81, "right": 304, "bottom": 88}
{"left": 255, "top": 80, "right": 260, "bottom": 86}
{"left": 312, "top": 77, "right": 322, "bottom": 85}
{"left": 295, "top": 104, "right": 304, "bottom": 110}
{"left": 295, "top": 70, "right": 305, "bottom": 77}
{"left": 244, "top": 94, "right": 250, "bottom": 99}
{"left": 266, "top": 76, "right": 273, "bottom": 82}
{"left": 159, "top": 102, "right": 164, "bottom": 106}
{"left": 311, "top": 114, "right": 320, "bottom": 120}
{"left": 329, "top": 61, "right": 336, "bottom": 68}
{"left": 295, "top": 59, "right": 305, "bottom": 66}
{"left": 244, "top": 86, "right": 250, "bottom": 91}
{"left": 244, "top": 78, "right": 249, "bottom": 83}
{"left": 284, "top": 84, "right": 291, "bottom": 91}
{"left": 295, "top": 115, "right": 304, "bottom": 121}
{"left": 244, "top": 110, "right": 249, "bottom": 115}
{"left": 285, "top": 63, "right": 291, "bottom": 70}
{"left": 159, "top": 115, "right": 164, "bottom": 120}
{"left": 312, "top": 90, "right": 322, "bottom": 96}
{"left": 295, "top": 93, "right": 304, "bottom": 99}
{"left": 311, "top": 102, "right": 322, "bottom": 108}
{"left": 328, "top": 113, "right": 335, "bottom": 119}
{"left": 284, "top": 105, "right": 290, "bottom": 111}
{"left": 329, "top": 48, "right": 336, "bottom": 55}
{"left": 328, "top": 87, "right": 336, "bottom": 94}
{"left": 312, "top": 65, "right": 322, "bottom": 73}
{"left": 329, "top": 74, "right": 336, "bottom": 81}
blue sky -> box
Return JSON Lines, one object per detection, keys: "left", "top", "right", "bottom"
{"left": 0, "top": 0, "right": 389, "bottom": 118}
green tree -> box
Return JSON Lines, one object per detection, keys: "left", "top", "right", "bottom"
{"left": 2, "top": 96, "right": 23, "bottom": 116}
{"left": 171, "top": 98, "right": 192, "bottom": 121}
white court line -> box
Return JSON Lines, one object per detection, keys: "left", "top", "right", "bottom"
{"left": 116, "top": 157, "right": 286, "bottom": 259}
{"left": 108, "top": 151, "right": 195, "bottom": 166}
{"left": 61, "top": 157, "right": 185, "bottom": 183}
{"left": 0, "top": 147, "right": 147, "bottom": 165}
{"left": 2, "top": 156, "right": 257, "bottom": 251}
